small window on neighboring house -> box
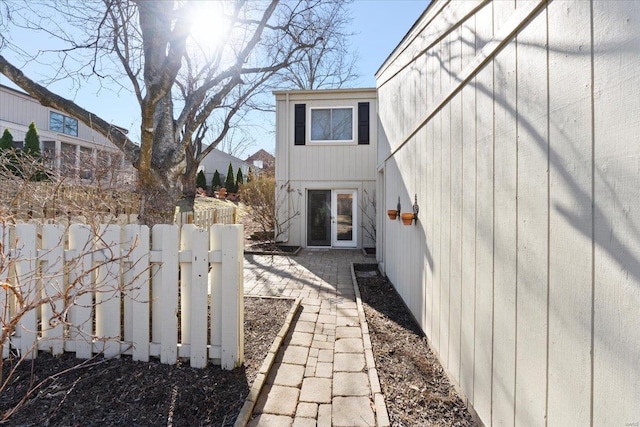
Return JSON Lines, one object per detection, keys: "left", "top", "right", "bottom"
{"left": 42, "top": 140, "right": 56, "bottom": 169}
{"left": 310, "top": 107, "right": 353, "bottom": 143}
{"left": 79, "top": 147, "right": 93, "bottom": 180}
{"left": 13, "top": 140, "right": 23, "bottom": 149}
{"left": 50, "top": 112, "right": 79, "bottom": 137}
{"left": 60, "top": 142, "right": 76, "bottom": 177}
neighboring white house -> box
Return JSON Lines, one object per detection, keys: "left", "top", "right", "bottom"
{"left": 197, "top": 146, "right": 251, "bottom": 188}
{"left": 274, "top": 88, "right": 377, "bottom": 249}
{"left": 376, "top": 0, "right": 640, "bottom": 426}
{"left": 0, "top": 84, "right": 135, "bottom": 184}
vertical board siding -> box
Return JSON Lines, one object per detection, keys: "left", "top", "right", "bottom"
{"left": 592, "top": 0, "right": 640, "bottom": 424}
{"left": 546, "top": 1, "right": 593, "bottom": 425}
{"left": 490, "top": 4, "right": 518, "bottom": 424}
{"left": 377, "top": 0, "right": 640, "bottom": 425}
{"left": 514, "top": 10, "right": 548, "bottom": 426}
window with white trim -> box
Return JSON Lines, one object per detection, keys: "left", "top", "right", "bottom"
{"left": 310, "top": 107, "right": 353, "bottom": 142}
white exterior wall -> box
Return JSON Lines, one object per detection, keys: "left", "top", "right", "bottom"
{"left": 377, "top": 1, "right": 640, "bottom": 425}
{"left": 275, "top": 89, "right": 377, "bottom": 248}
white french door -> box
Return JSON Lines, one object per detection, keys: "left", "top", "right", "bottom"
{"left": 331, "top": 190, "right": 357, "bottom": 247}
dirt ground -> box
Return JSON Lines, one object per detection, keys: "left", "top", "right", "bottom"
{"left": 0, "top": 297, "right": 292, "bottom": 426}
{"left": 355, "top": 263, "right": 476, "bottom": 426}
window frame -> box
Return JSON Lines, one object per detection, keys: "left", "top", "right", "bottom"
{"left": 308, "top": 106, "right": 355, "bottom": 145}
{"left": 50, "top": 111, "right": 79, "bottom": 137}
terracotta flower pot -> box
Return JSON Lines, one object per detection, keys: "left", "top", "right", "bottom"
{"left": 387, "top": 209, "right": 398, "bottom": 220}
{"left": 401, "top": 212, "right": 415, "bottom": 225}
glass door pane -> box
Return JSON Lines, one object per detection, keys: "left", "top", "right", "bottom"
{"left": 332, "top": 190, "right": 357, "bottom": 247}
{"left": 307, "top": 190, "right": 331, "bottom": 246}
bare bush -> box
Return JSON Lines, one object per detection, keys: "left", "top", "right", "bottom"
{"left": 239, "top": 177, "right": 301, "bottom": 243}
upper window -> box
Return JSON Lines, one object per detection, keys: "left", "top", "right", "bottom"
{"left": 50, "top": 112, "right": 78, "bottom": 137}
{"left": 310, "top": 107, "right": 353, "bottom": 142}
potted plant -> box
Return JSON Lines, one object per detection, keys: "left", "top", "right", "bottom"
{"left": 401, "top": 212, "right": 415, "bottom": 225}
{"left": 387, "top": 209, "right": 398, "bottom": 220}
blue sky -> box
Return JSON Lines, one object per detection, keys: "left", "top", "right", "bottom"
{"left": 0, "top": 1, "right": 430, "bottom": 157}
{"left": 350, "top": 0, "right": 429, "bottom": 87}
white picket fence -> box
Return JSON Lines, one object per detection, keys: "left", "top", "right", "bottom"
{"left": 0, "top": 223, "right": 244, "bottom": 369}
{"left": 174, "top": 206, "right": 237, "bottom": 228}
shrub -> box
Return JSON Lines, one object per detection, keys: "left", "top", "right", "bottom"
{"left": 236, "top": 168, "right": 244, "bottom": 189}
{"left": 0, "top": 128, "right": 13, "bottom": 150}
{"left": 239, "top": 177, "right": 301, "bottom": 242}
{"left": 225, "top": 163, "right": 236, "bottom": 193}
{"left": 196, "top": 170, "right": 207, "bottom": 192}
{"left": 212, "top": 170, "right": 221, "bottom": 189}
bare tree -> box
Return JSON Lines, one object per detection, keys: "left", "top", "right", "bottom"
{"left": 277, "top": 0, "right": 360, "bottom": 90}
{"left": 0, "top": 0, "right": 344, "bottom": 225}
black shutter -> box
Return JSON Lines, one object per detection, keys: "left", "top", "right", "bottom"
{"left": 358, "top": 102, "right": 370, "bottom": 145}
{"left": 294, "top": 104, "right": 306, "bottom": 145}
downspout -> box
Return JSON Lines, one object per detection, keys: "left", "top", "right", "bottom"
{"left": 279, "top": 92, "right": 290, "bottom": 243}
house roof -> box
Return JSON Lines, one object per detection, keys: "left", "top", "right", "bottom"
{"left": 246, "top": 149, "right": 274, "bottom": 162}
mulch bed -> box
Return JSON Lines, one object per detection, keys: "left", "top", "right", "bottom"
{"left": 0, "top": 297, "right": 293, "bottom": 426}
{"left": 355, "top": 263, "right": 476, "bottom": 426}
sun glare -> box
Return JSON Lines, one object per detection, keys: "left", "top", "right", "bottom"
{"left": 187, "top": 1, "right": 233, "bottom": 54}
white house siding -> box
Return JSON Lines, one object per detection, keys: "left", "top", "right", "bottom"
{"left": 275, "top": 89, "right": 377, "bottom": 248}
{"left": 0, "top": 85, "right": 133, "bottom": 182}
{"left": 198, "top": 148, "right": 251, "bottom": 188}
{"left": 376, "top": 1, "right": 640, "bottom": 426}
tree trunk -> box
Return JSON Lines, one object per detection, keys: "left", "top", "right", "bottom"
{"left": 138, "top": 184, "right": 180, "bottom": 227}
{"left": 177, "top": 165, "right": 198, "bottom": 213}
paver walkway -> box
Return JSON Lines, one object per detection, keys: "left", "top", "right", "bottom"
{"left": 243, "top": 249, "right": 387, "bottom": 427}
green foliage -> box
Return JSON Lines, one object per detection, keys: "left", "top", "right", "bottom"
{"left": 0, "top": 128, "right": 14, "bottom": 150}
{"left": 196, "top": 169, "right": 207, "bottom": 191}
{"left": 212, "top": 170, "right": 221, "bottom": 189}
{"left": 236, "top": 168, "right": 244, "bottom": 188}
{"left": 21, "top": 122, "right": 47, "bottom": 181}
{"left": 246, "top": 168, "right": 253, "bottom": 182}
{"left": 24, "top": 122, "right": 40, "bottom": 155}
{"left": 225, "top": 162, "right": 236, "bottom": 192}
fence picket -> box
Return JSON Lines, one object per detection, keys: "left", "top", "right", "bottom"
{"left": 14, "top": 224, "right": 38, "bottom": 359}
{"left": 180, "top": 224, "right": 195, "bottom": 353}
{"left": 40, "top": 224, "right": 65, "bottom": 355}
{"left": 209, "top": 226, "right": 223, "bottom": 352}
{"left": 152, "top": 225, "right": 178, "bottom": 364}
{"left": 124, "top": 225, "right": 150, "bottom": 362}
{"left": 221, "top": 225, "right": 244, "bottom": 369}
{"left": 0, "top": 224, "right": 11, "bottom": 358}
{"left": 95, "top": 225, "right": 121, "bottom": 358}
{"left": 68, "top": 224, "right": 93, "bottom": 359}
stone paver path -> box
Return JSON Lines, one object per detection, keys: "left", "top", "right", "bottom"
{"left": 244, "top": 249, "right": 386, "bottom": 427}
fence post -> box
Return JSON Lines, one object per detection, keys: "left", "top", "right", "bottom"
{"left": 220, "top": 224, "right": 244, "bottom": 369}
{"left": 68, "top": 224, "right": 93, "bottom": 359}
{"left": 14, "top": 224, "right": 38, "bottom": 359}
{"left": 40, "top": 224, "right": 65, "bottom": 355}
{"left": 151, "top": 225, "right": 179, "bottom": 364}
{"left": 186, "top": 225, "right": 208, "bottom": 368}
